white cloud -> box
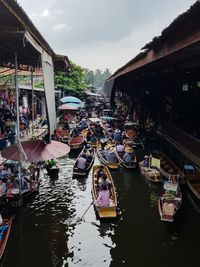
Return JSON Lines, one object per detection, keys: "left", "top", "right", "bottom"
{"left": 52, "top": 23, "right": 70, "bottom": 32}
{"left": 17, "top": 0, "right": 196, "bottom": 72}
{"left": 40, "top": 9, "right": 50, "bottom": 18}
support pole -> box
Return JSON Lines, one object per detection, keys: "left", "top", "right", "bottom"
{"left": 31, "top": 68, "right": 34, "bottom": 135}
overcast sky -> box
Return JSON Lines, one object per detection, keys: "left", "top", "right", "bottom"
{"left": 18, "top": 0, "right": 196, "bottom": 72}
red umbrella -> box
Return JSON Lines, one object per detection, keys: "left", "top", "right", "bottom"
{"left": 1, "top": 140, "right": 70, "bottom": 162}
{"left": 58, "top": 104, "right": 78, "bottom": 111}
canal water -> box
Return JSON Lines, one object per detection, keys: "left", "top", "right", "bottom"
{"left": 1, "top": 151, "right": 200, "bottom": 267}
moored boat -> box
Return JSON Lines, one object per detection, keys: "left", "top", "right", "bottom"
{"left": 184, "top": 164, "right": 200, "bottom": 200}
{"left": 0, "top": 216, "right": 14, "bottom": 260}
{"left": 97, "top": 145, "right": 119, "bottom": 170}
{"left": 139, "top": 155, "right": 162, "bottom": 183}
{"left": 45, "top": 159, "right": 59, "bottom": 176}
{"left": 158, "top": 181, "right": 182, "bottom": 222}
{"left": 68, "top": 135, "right": 84, "bottom": 150}
{"left": 116, "top": 147, "right": 137, "bottom": 169}
{"left": 123, "top": 122, "right": 145, "bottom": 149}
{"left": 73, "top": 147, "right": 95, "bottom": 177}
{"left": 154, "top": 152, "right": 184, "bottom": 181}
{"left": 92, "top": 164, "right": 117, "bottom": 218}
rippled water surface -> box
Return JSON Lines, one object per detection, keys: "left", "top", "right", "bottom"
{"left": 2, "top": 153, "right": 200, "bottom": 267}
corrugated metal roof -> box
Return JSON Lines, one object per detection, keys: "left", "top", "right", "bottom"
{"left": 0, "top": 0, "right": 70, "bottom": 71}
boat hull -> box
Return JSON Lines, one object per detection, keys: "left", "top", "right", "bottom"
{"left": 0, "top": 216, "right": 14, "bottom": 260}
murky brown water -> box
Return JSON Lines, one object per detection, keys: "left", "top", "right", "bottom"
{"left": 1, "top": 152, "right": 200, "bottom": 267}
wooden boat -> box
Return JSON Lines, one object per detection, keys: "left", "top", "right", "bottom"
{"left": 3, "top": 165, "right": 40, "bottom": 206}
{"left": 56, "top": 127, "right": 69, "bottom": 143}
{"left": 139, "top": 156, "right": 162, "bottom": 183}
{"left": 68, "top": 135, "right": 84, "bottom": 150}
{"left": 184, "top": 164, "right": 200, "bottom": 200}
{"left": 0, "top": 216, "right": 14, "bottom": 260}
{"left": 115, "top": 149, "right": 137, "bottom": 169}
{"left": 153, "top": 152, "right": 184, "bottom": 181}
{"left": 92, "top": 164, "right": 117, "bottom": 218}
{"left": 73, "top": 148, "right": 95, "bottom": 177}
{"left": 158, "top": 181, "right": 182, "bottom": 222}
{"left": 123, "top": 122, "right": 145, "bottom": 149}
{"left": 46, "top": 165, "right": 59, "bottom": 176}
{"left": 97, "top": 146, "right": 119, "bottom": 170}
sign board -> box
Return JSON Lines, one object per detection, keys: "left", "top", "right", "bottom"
{"left": 164, "top": 181, "right": 178, "bottom": 192}
{"left": 150, "top": 157, "right": 160, "bottom": 169}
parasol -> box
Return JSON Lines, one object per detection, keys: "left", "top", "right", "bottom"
{"left": 60, "top": 96, "right": 81, "bottom": 104}
{"left": 1, "top": 140, "right": 70, "bottom": 162}
{"left": 58, "top": 104, "right": 78, "bottom": 111}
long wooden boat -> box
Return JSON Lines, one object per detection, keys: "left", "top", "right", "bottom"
{"left": 68, "top": 135, "right": 84, "bottom": 150}
{"left": 184, "top": 164, "right": 200, "bottom": 200}
{"left": 139, "top": 157, "right": 162, "bottom": 183}
{"left": 158, "top": 181, "right": 182, "bottom": 222}
{"left": 4, "top": 170, "right": 40, "bottom": 207}
{"left": 73, "top": 148, "right": 95, "bottom": 177}
{"left": 153, "top": 152, "right": 184, "bottom": 181}
{"left": 92, "top": 164, "right": 117, "bottom": 218}
{"left": 0, "top": 216, "right": 14, "bottom": 260}
{"left": 97, "top": 146, "right": 119, "bottom": 170}
{"left": 116, "top": 150, "right": 137, "bottom": 169}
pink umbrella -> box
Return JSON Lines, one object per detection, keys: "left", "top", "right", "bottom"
{"left": 1, "top": 140, "right": 70, "bottom": 162}
{"left": 58, "top": 104, "right": 78, "bottom": 111}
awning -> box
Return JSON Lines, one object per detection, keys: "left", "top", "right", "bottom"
{"left": 85, "top": 91, "right": 101, "bottom": 97}
{"left": 1, "top": 140, "right": 70, "bottom": 162}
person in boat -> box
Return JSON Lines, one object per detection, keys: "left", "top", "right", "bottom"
{"left": 90, "top": 133, "right": 97, "bottom": 144}
{"left": 46, "top": 159, "right": 57, "bottom": 170}
{"left": 79, "top": 118, "right": 87, "bottom": 130}
{"left": 142, "top": 155, "right": 149, "bottom": 168}
{"left": 0, "top": 179, "right": 6, "bottom": 197}
{"left": 71, "top": 127, "right": 79, "bottom": 137}
{"left": 98, "top": 174, "right": 111, "bottom": 191}
{"left": 96, "top": 184, "right": 110, "bottom": 207}
{"left": 123, "top": 147, "right": 133, "bottom": 165}
{"left": 114, "top": 129, "right": 122, "bottom": 143}
{"left": 0, "top": 213, "right": 2, "bottom": 225}
{"left": 107, "top": 129, "right": 114, "bottom": 140}
{"left": 77, "top": 154, "right": 87, "bottom": 170}
{"left": 106, "top": 147, "right": 118, "bottom": 163}
{"left": 116, "top": 142, "right": 125, "bottom": 153}
{"left": 0, "top": 213, "right": 8, "bottom": 242}
{"left": 100, "top": 138, "right": 108, "bottom": 150}
{"left": 102, "top": 143, "right": 111, "bottom": 159}
{"left": 86, "top": 128, "right": 93, "bottom": 142}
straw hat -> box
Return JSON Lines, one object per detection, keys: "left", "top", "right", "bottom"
{"left": 105, "top": 144, "right": 111, "bottom": 150}
{"left": 125, "top": 147, "right": 133, "bottom": 153}
{"left": 109, "top": 147, "right": 116, "bottom": 154}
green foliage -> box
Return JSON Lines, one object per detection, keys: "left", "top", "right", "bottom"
{"left": 83, "top": 68, "right": 112, "bottom": 89}
{"left": 55, "top": 61, "right": 87, "bottom": 96}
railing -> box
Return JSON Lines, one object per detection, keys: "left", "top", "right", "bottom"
{"left": 164, "top": 124, "right": 200, "bottom": 159}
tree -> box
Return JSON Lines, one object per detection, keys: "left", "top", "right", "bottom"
{"left": 54, "top": 61, "right": 87, "bottom": 96}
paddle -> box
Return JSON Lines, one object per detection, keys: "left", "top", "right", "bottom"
{"left": 63, "top": 202, "right": 93, "bottom": 226}
{"left": 77, "top": 201, "right": 93, "bottom": 222}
